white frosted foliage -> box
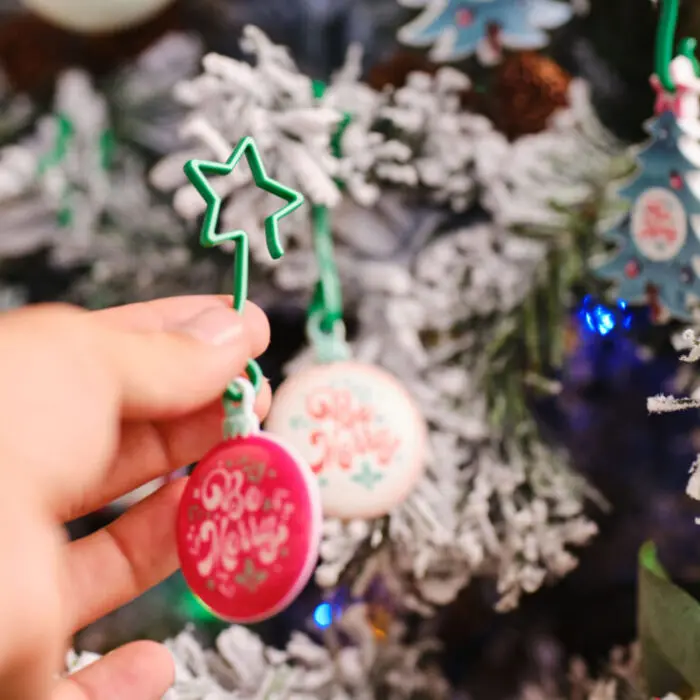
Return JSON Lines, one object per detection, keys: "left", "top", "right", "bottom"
{"left": 67, "top": 604, "right": 448, "bottom": 700}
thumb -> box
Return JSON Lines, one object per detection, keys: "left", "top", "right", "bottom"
{"left": 96, "top": 302, "right": 259, "bottom": 420}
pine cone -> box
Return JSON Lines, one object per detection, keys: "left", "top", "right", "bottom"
{"left": 489, "top": 51, "right": 572, "bottom": 140}
{"left": 366, "top": 48, "right": 438, "bottom": 90}
{"left": 0, "top": 4, "right": 181, "bottom": 95}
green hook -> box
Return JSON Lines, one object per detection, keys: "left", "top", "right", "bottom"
{"left": 655, "top": 0, "right": 700, "bottom": 93}
{"left": 184, "top": 136, "right": 305, "bottom": 402}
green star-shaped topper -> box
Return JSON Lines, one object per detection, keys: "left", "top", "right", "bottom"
{"left": 184, "top": 136, "right": 305, "bottom": 401}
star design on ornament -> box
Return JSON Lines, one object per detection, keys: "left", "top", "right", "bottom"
{"left": 235, "top": 558, "right": 269, "bottom": 592}
{"left": 289, "top": 415, "right": 309, "bottom": 430}
{"left": 242, "top": 460, "right": 267, "bottom": 484}
{"left": 351, "top": 461, "right": 384, "bottom": 490}
{"left": 184, "top": 136, "right": 305, "bottom": 256}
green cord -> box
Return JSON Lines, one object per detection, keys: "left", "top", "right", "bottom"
{"left": 655, "top": 0, "right": 699, "bottom": 93}
{"left": 184, "top": 136, "right": 305, "bottom": 402}
{"left": 309, "top": 204, "right": 344, "bottom": 332}
{"left": 306, "top": 81, "right": 353, "bottom": 363}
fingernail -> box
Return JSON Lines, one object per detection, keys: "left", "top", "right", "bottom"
{"left": 173, "top": 307, "right": 244, "bottom": 346}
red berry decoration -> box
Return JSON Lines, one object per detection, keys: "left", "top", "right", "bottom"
{"left": 177, "top": 434, "right": 322, "bottom": 623}
{"left": 670, "top": 171, "right": 683, "bottom": 190}
{"left": 455, "top": 8, "right": 474, "bottom": 26}
{"left": 624, "top": 260, "right": 641, "bottom": 278}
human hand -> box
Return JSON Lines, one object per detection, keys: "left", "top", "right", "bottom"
{"left": 0, "top": 295, "right": 271, "bottom": 700}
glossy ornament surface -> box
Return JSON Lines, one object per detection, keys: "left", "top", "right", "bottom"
{"left": 265, "top": 361, "right": 426, "bottom": 520}
{"left": 21, "top": 0, "right": 174, "bottom": 33}
{"left": 176, "top": 433, "right": 322, "bottom": 623}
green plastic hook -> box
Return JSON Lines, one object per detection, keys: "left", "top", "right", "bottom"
{"left": 184, "top": 136, "right": 305, "bottom": 402}
{"left": 655, "top": 0, "right": 700, "bottom": 93}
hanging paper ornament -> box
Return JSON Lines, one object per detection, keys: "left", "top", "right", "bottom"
{"left": 266, "top": 361, "right": 426, "bottom": 520}
{"left": 175, "top": 136, "right": 323, "bottom": 623}
{"left": 20, "top": 0, "right": 174, "bottom": 33}
{"left": 397, "top": 0, "right": 573, "bottom": 64}
{"left": 595, "top": 0, "right": 700, "bottom": 321}
{"left": 265, "top": 196, "right": 427, "bottom": 519}
{"left": 595, "top": 111, "right": 700, "bottom": 321}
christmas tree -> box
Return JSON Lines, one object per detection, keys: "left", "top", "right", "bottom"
{"left": 397, "top": 0, "right": 573, "bottom": 63}
{"left": 595, "top": 110, "right": 700, "bottom": 321}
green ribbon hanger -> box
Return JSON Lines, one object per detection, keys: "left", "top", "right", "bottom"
{"left": 655, "top": 0, "right": 700, "bottom": 93}
{"left": 307, "top": 80, "right": 353, "bottom": 364}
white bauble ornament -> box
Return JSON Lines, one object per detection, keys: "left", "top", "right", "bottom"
{"left": 266, "top": 362, "right": 426, "bottom": 520}
{"left": 21, "top": 0, "right": 174, "bottom": 33}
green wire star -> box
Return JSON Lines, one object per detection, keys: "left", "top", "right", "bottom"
{"left": 184, "top": 136, "right": 305, "bottom": 402}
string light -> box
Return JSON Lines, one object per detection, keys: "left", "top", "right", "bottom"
{"left": 579, "top": 295, "right": 632, "bottom": 336}
{"left": 313, "top": 602, "right": 339, "bottom": 629}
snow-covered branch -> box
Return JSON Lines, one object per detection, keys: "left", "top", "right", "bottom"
{"left": 67, "top": 603, "right": 448, "bottom": 700}
{"left": 483, "top": 80, "right": 625, "bottom": 230}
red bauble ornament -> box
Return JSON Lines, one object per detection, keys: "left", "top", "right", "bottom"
{"left": 670, "top": 172, "right": 683, "bottom": 190}
{"left": 455, "top": 9, "right": 474, "bottom": 26}
{"left": 624, "top": 260, "right": 641, "bottom": 278}
{"left": 177, "top": 434, "right": 322, "bottom": 623}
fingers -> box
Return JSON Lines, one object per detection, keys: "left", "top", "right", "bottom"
{"left": 99, "top": 301, "right": 270, "bottom": 420}
{"left": 53, "top": 641, "right": 174, "bottom": 700}
{"left": 0, "top": 494, "right": 67, "bottom": 700}
{"left": 65, "top": 481, "right": 185, "bottom": 632}
{"left": 65, "top": 379, "right": 272, "bottom": 520}
{"left": 95, "top": 296, "right": 270, "bottom": 358}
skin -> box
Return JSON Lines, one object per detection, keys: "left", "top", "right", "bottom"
{"left": 0, "top": 295, "right": 273, "bottom": 700}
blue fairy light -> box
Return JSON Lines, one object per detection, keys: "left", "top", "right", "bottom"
{"left": 313, "top": 602, "right": 336, "bottom": 629}
{"left": 579, "top": 296, "right": 632, "bottom": 336}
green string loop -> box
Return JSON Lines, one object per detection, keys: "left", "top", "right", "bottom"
{"left": 655, "top": 0, "right": 700, "bottom": 93}
{"left": 222, "top": 378, "right": 260, "bottom": 438}
{"left": 307, "top": 308, "right": 351, "bottom": 364}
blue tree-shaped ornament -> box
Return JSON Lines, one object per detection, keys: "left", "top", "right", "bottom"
{"left": 397, "top": 0, "right": 573, "bottom": 63}
{"left": 595, "top": 111, "right": 700, "bottom": 321}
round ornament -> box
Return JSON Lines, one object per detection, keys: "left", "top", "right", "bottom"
{"left": 177, "top": 433, "right": 322, "bottom": 623}
{"left": 21, "top": 0, "right": 174, "bottom": 33}
{"left": 631, "top": 187, "right": 688, "bottom": 262}
{"left": 265, "top": 362, "right": 427, "bottom": 520}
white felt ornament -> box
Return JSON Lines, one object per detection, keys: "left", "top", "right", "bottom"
{"left": 265, "top": 361, "right": 427, "bottom": 520}
{"left": 21, "top": 0, "right": 174, "bottom": 33}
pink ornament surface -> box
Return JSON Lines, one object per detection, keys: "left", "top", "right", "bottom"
{"left": 176, "top": 433, "right": 322, "bottom": 623}
{"left": 265, "top": 362, "right": 427, "bottom": 520}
